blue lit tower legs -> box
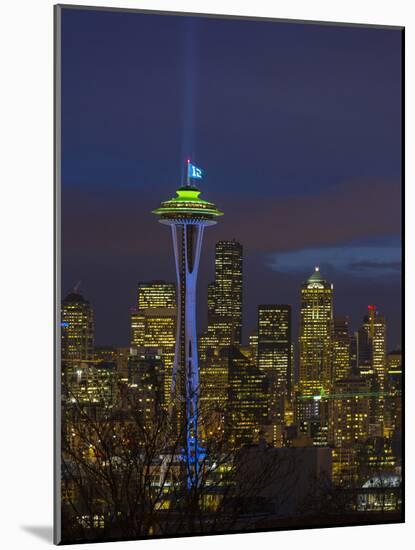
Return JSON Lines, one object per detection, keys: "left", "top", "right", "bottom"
{"left": 153, "top": 166, "right": 223, "bottom": 488}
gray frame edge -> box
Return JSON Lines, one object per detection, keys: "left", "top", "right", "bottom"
{"left": 54, "top": 4, "right": 62, "bottom": 545}
{"left": 54, "top": 3, "right": 404, "bottom": 31}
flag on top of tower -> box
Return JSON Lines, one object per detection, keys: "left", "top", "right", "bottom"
{"left": 187, "top": 161, "right": 203, "bottom": 180}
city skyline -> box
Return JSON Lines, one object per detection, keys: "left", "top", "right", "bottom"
{"left": 62, "top": 250, "right": 401, "bottom": 353}
{"left": 57, "top": 7, "right": 402, "bottom": 542}
{"left": 61, "top": 8, "right": 402, "bottom": 349}
{"left": 61, "top": 240, "right": 401, "bottom": 492}
{"left": 62, "top": 244, "right": 400, "bottom": 371}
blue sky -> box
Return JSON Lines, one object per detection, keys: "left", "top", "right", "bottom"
{"left": 60, "top": 8, "right": 402, "bottom": 348}
{"left": 268, "top": 236, "right": 401, "bottom": 279}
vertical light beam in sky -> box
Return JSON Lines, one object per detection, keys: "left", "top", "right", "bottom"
{"left": 180, "top": 18, "right": 199, "bottom": 183}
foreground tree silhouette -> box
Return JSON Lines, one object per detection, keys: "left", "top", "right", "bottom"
{"left": 61, "top": 369, "right": 299, "bottom": 542}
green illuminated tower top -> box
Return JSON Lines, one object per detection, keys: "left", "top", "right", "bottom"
{"left": 152, "top": 185, "right": 223, "bottom": 224}
{"left": 151, "top": 162, "right": 222, "bottom": 488}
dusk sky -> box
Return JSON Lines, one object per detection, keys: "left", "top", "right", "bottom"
{"left": 61, "top": 7, "right": 402, "bottom": 349}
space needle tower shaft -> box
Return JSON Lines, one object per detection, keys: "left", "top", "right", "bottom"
{"left": 152, "top": 160, "right": 223, "bottom": 487}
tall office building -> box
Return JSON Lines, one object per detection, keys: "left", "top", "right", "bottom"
{"left": 249, "top": 330, "right": 259, "bottom": 361}
{"left": 199, "top": 348, "right": 229, "bottom": 407}
{"left": 130, "top": 310, "right": 146, "bottom": 348}
{"left": 199, "top": 348, "right": 229, "bottom": 441}
{"left": 384, "top": 350, "right": 402, "bottom": 438}
{"left": 349, "top": 332, "right": 359, "bottom": 374}
{"left": 207, "top": 281, "right": 216, "bottom": 318}
{"left": 153, "top": 169, "right": 223, "bottom": 486}
{"left": 299, "top": 267, "right": 333, "bottom": 397}
{"left": 361, "top": 306, "right": 387, "bottom": 436}
{"left": 210, "top": 240, "right": 243, "bottom": 344}
{"left": 296, "top": 267, "right": 333, "bottom": 443}
{"left": 257, "top": 305, "right": 292, "bottom": 426}
{"left": 198, "top": 321, "right": 231, "bottom": 361}
{"left": 203, "top": 240, "right": 243, "bottom": 350}
{"left": 363, "top": 306, "right": 387, "bottom": 391}
{"left": 332, "top": 316, "right": 351, "bottom": 382}
{"left": 258, "top": 305, "right": 292, "bottom": 390}
{"left": 61, "top": 291, "right": 94, "bottom": 361}
{"left": 224, "top": 346, "right": 268, "bottom": 449}
{"left": 60, "top": 292, "right": 118, "bottom": 416}
{"left": 352, "top": 326, "right": 372, "bottom": 376}
{"left": 328, "top": 376, "right": 371, "bottom": 485}
{"left": 127, "top": 349, "right": 164, "bottom": 430}
{"left": 115, "top": 347, "right": 130, "bottom": 379}
{"left": 353, "top": 308, "right": 387, "bottom": 385}
{"left": 137, "top": 281, "right": 176, "bottom": 309}
{"left": 65, "top": 360, "right": 117, "bottom": 408}
{"left": 130, "top": 281, "right": 176, "bottom": 404}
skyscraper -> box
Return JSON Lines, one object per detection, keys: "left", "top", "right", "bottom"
{"left": 352, "top": 326, "right": 372, "bottom": 376}
{"left": 199, "top": 240, "right": 243, "bottom": 420}
{"left": 61, "top": 290, "right": 94, "bottom": 361}
{"left": 328, "top": 376, "right": 371, "bottom": 485}
{"left": 210, "top": 240, "right": 243, "bottom": 345}
{"left": 299, "top": 267, "right": 333, "bottom": 397}
{"left": 130, "top": 281, "right": 176, "bottom": 404}
{"left": 137, "top": 281, "right": 176, "bottom": 309}
{"left": 128, "top": 348, "right": 164, "bottom": 430}
{"left": 248, "top": 330, "right": 259, "bottom": 362}
{"left": 385, "top": 350, "right": 402, "bottom": 438}
{"left": 199, "top": 348, "right": 229, "bottom": 408}
{"left": 199, "top": 347, "right": 229, "bottom": 441}
{"left": 363, "top": 306, "right": 387, "bottom": 392}
{"left": 207, "top": 281, "right": 216, "bottom": 318}
{"left": 258, "top": 305, "right": 292, "bottom": 393}
{"left": 257, "top": 305, "right": 292, "bottom": 428}
{"left": 332, "top": 316, "right": 351, "bottom": 382}
{"left": 297, "top": 267, "right": 333, "bottom": 443}
{"left": 224, "top": 346, "right": 268, "bottom": 449}
{"left": 153, "top": 166, "right": 223, "bottom": 486}
{"left": 60, "top": 291, "right": 120, "bottom": 419}
{"left": 199, "top": 240, "right": 243, "bottom": 362}
{"left": 362, "top": 306, "right": 387, "bottom": 435}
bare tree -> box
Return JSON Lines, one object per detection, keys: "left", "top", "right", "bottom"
{"left": 61, "top": 370, "right": 301, "bottom": 542}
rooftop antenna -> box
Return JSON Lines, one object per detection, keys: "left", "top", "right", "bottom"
{"left": 73, "top": 280, "right": 82, "bottom": 294}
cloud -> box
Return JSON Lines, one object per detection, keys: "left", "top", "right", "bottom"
{"left": 267, "top": 243, "right": 401, "bottom": 279}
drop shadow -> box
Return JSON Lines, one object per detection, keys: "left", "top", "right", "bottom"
{"left": 21, "top": 525, "right": 53, "bottom": 543}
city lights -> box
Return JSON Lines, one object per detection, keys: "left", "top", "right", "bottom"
{"left": 61, "top": 171, "right": 401, "bottom": 539}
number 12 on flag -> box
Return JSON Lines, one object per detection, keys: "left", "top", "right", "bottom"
{"left": 188, "top": 162, "right": 203, "bottom": 180}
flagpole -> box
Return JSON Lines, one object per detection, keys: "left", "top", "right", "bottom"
{"left": 186, "top": 158, "right": 190, "bottom": 186}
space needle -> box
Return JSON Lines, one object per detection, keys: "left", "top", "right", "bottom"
{"left": 153, "top": 160, "right": 223, "bottom": 488}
